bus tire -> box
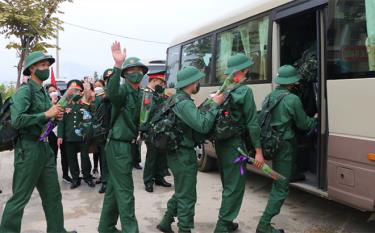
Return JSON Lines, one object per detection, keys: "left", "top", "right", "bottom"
{"left": 196, "top": 144, "right": 216, "bottom": 172}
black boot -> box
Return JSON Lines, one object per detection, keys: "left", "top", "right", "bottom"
{"left": 98, "top": 184, "right": 106, "bottom": 194}
{"left": 155, "top": 178, "right": 172, "bottom": 187}
{"left": 145, "top": 183, "right": 154, "bottom": 192}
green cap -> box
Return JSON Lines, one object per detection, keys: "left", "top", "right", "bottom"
{"left": 275, "top": 65, "right": 301, "bottom": 85}
{"left": 224, "top": 53, "right": 254, "bottom": 75}
{"left": 23, "top": 51, "right": 55, "bottom": 76}
{"left": 121, "top": 57, "right": 148, "bottom": 77}
{"left": 175, "top": 66, "right": 205, "bottom": 89}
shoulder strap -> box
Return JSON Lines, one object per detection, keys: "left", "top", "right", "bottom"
{"left": 150, "top": 94, "right": 189, "bottom": 123}
{"left": 26, "top": 81, "right": 35, "bottom": 111}
{"left": 260, "top": 92, "right": 289, "bottom": 126}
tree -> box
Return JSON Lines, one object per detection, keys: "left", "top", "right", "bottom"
{"left": 0, "top": 0, "right": 73, "bottom": 87}
{"left": 93, "top": 71, "right": 99, "bottom": 81}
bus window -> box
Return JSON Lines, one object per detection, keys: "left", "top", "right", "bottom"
{"left": 181, "top": 36, "right": 213, "bottom": 85}
{"left": 327, "top": 0, "right": 375, "bottom": 79}
{"left": 215, "top": 16, "right": 269, "bottom": 83}
{"left": 166, "top": 46, "right": 180, "bottom": 88}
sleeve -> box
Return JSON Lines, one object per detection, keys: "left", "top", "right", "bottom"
{"left": 174, "top": 99, "right": 219, "bottom": 134}
{"left": 241, "top": 87, "right": 261, "bottom": 148}
{"left": 106, "top": 67, "right": 126, "bottom": 107}
{"left": 10, "top": 87, "right": 47, "bottom": 130}
{"left": 287, "top": 96, "right": 317, "bottom": 131}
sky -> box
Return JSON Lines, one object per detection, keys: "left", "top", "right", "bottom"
{"left": 0, "top": 0, "right": 260, "bottom": 84}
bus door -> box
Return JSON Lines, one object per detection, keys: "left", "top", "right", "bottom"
{"left": 272, "top": 0, "right": 328, "bottom": 193}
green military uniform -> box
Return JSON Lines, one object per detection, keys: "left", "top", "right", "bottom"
{"left": 98, "top": 57, "right": 147, "bottom": 233}
{"left": 57, "top": 98, "right": 94, "bottom": 187}
{"left": 213, "top": 54, "right": 261, "bottom": 233}
{"left": 256, "top": 65, "right": 316, "bottom": 233}
{"left": 158, "top": 66, "right": 220, "bottom": 233}
{"left": 0, "top": 52, "right": 71, "bottom": 233}
{"left": 143, "top": 85, "right": 169, "bottom": 189}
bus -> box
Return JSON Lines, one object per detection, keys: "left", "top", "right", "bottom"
{"left": 165, "top": 0, "right": 375, "bottom": 212}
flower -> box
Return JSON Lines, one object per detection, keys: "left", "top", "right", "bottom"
{"left": 144, "top": 98, "right": 151, "bottom": 105}
{"left": 233, "top": 75, "right": 242, "bottom": 83}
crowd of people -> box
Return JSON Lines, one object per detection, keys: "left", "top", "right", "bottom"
{"left": 0, "top": 41, "right": 317, "bottom": 233}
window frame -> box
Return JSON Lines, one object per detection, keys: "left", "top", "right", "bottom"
{"left": 166, "top": 10, "right": 273, "bottom": 87}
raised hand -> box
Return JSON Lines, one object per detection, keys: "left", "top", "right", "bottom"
{"left": 111, "top": 41, "right": 127, "bottom": 68}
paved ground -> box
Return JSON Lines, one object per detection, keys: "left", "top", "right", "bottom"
{"left": 0, "top": 146, "right": 375, "bottom": 233}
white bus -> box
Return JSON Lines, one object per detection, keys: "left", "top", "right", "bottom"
{"left": 165, "top": 0, "right": 375, "bottom": 212}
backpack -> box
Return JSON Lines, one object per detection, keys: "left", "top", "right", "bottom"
{"left": 0, "top": 82, "right": 34, "bottom": 152}
{"left": 144, "top": 94, "right": 189, "bottom": 151}
{"left": 258, "top": 92, "right": 289, "bottom": 160}
{"left": 198, "top": 85, "right": 244, "bottom": 142}
{"left": 88, "top": 97, "right": 112, "bottom": 144}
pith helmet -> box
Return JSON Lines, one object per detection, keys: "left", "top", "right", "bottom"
{"left": 23, "top": 51, "right": 55, "bottom": 76}
{"left": 175, "top": 66, "right": 205, "bottom": 89}
{"left": 275, "top": 65, "right": 301, "bottom": 85}
{"left": 224, "top": 53, "right": 254, "bottom": 75}
{"left": 121, "top": 57, "right": 148, "bottom": 77}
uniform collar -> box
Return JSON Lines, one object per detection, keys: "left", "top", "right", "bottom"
{"left": 275, "top": 86, "right": 290, "bottom": 92}
{"left": 176, "top": 89, "right": 192, "bottom": 100}
{"left": 28, "top": 79, "right": 44, "bottom": 92}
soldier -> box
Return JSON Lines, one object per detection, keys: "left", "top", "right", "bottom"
{"left": 157, "top": 66, "right": 225, "bottom": 233}
{"left": 256, "top": 65, "right": 317, "bottom": 233}
{"left": 142, "top": 70, "right": 172, "bottom": 193}
{"left": 212, "top": 54, "right": 264, "bottom": 233}
{"left": 57, "top": 80, "right": 96, "bottom": 189}
{"left": 98, "top": 42, "right": 147, "bottom": 233}
{"left": 0, "top": 51, "right": 76, "bottom": 233}
{"left": 92, "top": 71, "right": 112, "bottom": 194}
{"left": 46, "top": 84, "right": 72, "bottom": 183}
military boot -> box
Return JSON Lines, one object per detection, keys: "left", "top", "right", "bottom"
{"left": 157, "top": 213, "right": 174, "bottom": 233}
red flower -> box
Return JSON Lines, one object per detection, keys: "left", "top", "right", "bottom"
{"left": 144, "top": 98, "right": 151, "bottom": 105}
{"left": 233, "top": 74, "right": 242, "bottom": 83}
{"left": 224, "top": 111, "right": 230, "bottom": 116}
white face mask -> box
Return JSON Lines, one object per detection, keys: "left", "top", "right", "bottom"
{"left": 94, "top": 87, "right": 104, "bottom": 95}
{"left": 49, "top": 91, "right": 59, "bottom": 98}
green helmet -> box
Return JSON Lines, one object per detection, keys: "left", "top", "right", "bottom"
{"left": 175, "top": 66, "right": 205, "bottom": 89}
{"left": 275, "top": 65, "right": 301, "bottom": 85}
{"left": 121, "top": 57, "right": 148, "bottom": 77}
{"left": 23, "top": 51, "right": 55, "bottom": 76}
{"left": 224, "top": 53, "right": 254, "bottom": 75}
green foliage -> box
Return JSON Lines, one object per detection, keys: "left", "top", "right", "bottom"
{"left": 0, "top": 0, "right": 73, "bottom": 87}
{"left": 0, "top": 83, "right": 16, "bottom": 100}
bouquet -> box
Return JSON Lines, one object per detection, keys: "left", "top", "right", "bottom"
{"left": 39, "top": 88, "right": 82, "bottom": 141}
{"left": 234, "top": 147, "right": 286, "bottom": 180}
{"left": 200, "top": 71, "right": 247, "bottom": 109}
{"left": 139, "top": 89, "right": 153, "bottom": 126}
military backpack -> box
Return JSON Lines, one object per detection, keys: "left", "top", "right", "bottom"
{"left": 144, "top": 94, "right": 189, "bottom": 151}
{"left": 258, "top": 92, "right": 289, "bottom": 160}
{"left": 0, "top": 82, "right": 34, "bottom": 152}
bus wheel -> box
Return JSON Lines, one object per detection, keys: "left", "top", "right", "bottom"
{"left": 195, "top": 144, "right": 216, "bottom": 172}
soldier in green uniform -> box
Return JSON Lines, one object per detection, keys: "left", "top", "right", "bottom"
{"left": 98, "top": 42, "right": 147, "bottom": 233}
{"left": 142, "top": 70, "right": 171, "bottom": 193}
{"left": 57, "top": 80, "right": 95, "bottom": 189}
{"left": 157, "top": 66, "right": 225, "bottom": 233}
{"left": 213, "top": 54, "right": 264, "bottom": 233}
{"left": 0, "top": 51, "right": 76, "bottom": 233}
{"left": 256, "top": 65, "right": 317, "bottom": 233}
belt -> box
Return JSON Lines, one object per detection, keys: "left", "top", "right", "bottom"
{"left": 109, "top": 138, "right": 137, "bottom": 144}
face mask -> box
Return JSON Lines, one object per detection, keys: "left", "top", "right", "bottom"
{"left": 94, "top": 87, "right": 104, "bottom": 96}
{"left": 245, "top": 71, "right": 251, "bottom": 79}
{"left": 155, "top": 85, "right": 165, "bottom": 94}
{"left": 49, "top": 91, "right": 59, "bottom": 98}
{"left": 125, "top": 72, "right": 143, "bottom": 84}
{"left": 192, "top": 82, "right": 200, "bottom": 94}
{"left": 34, "top": 69, "right": 50, "bottom": 81}
{"left": 72, "top": 94, "right": 82, "bottom": 102}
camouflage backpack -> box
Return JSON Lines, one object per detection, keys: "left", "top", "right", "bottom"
{"left": 258, "top": 92, "right": 289, "bottom": 160}
{"left": 145, "top": 94, "right": 189, "bottom": 151}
